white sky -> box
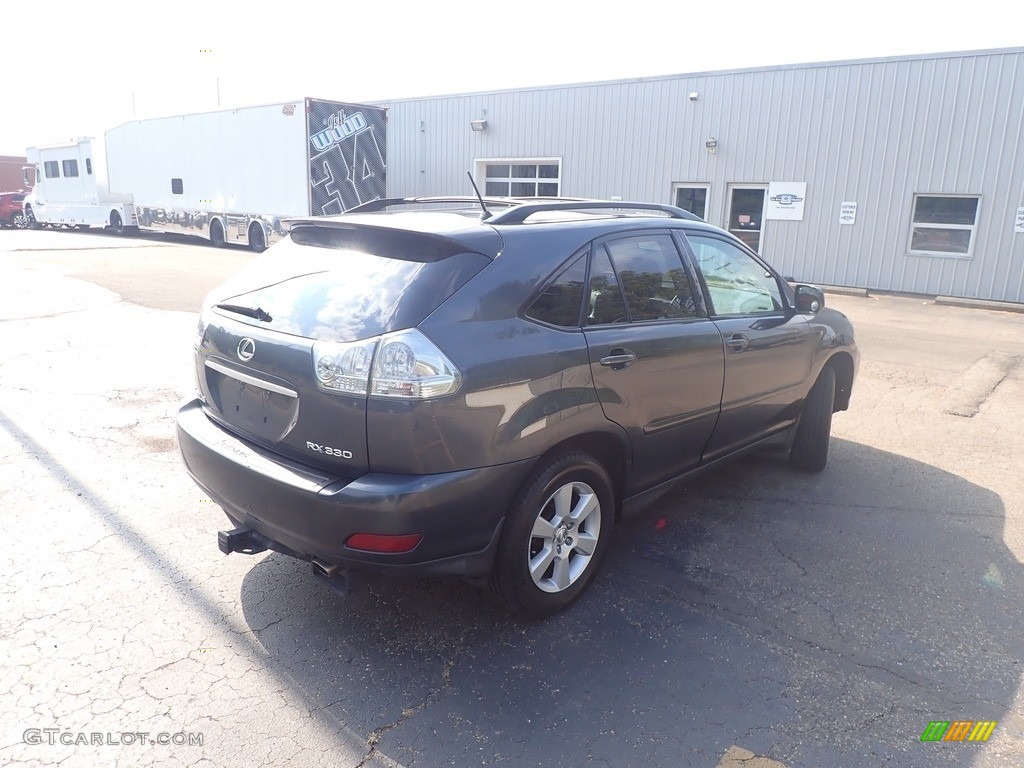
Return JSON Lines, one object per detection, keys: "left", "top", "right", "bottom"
{"left": 2, "top": 0, "right": 1020, "bottom": 155}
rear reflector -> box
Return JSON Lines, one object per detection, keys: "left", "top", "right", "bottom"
{"left": 345, "top": 533, "right": 423, "bottom": 553}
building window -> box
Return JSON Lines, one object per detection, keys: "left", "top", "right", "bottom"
{"left": 480, "top": 159, "right": 560, "bottom": 197}
{"left": 44, "top": 161, "right": 60, "bottom": 178}
{"left": 672, "top": 184, "right": 708, "bottom": 220}
{"left": 86, "top": 158, "right": 93, "bottom": 175}
{"left": 62, "top": 159, "right": 79, "bottom": 178}
{"left": 171, "top": 178, "right": 184, "bottom": 195}
{"left": 908, "top": 195, "right": 980, "bottom": 258}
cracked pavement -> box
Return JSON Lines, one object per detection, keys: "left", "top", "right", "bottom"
{"left": 1, "top": 229, "right": 1023, "bottom": 767}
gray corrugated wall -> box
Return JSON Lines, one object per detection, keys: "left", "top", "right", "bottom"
{"left": 380, "top": 49, "right": 1024, "bottom": 303}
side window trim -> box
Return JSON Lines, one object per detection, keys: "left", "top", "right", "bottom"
{"left": 669, "top": 229, "right": 711, "bottom": 318}
{"left": 677, "top": 230, "right": 789, "bottom": 317}
{"left": 584, "top": 244, "right": 629, "bottom": 326}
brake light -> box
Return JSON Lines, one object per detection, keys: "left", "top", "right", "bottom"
{"left": 313, "top": 338, "right": 376, "bottom": 395}
{"left": 370, "top": 329, "right": 461, "bottom": 399}
{"left": 195, "top": 311, "right": 209, "bottom": 351}
{"left": 345, "top": 533, "right": 422, "bottom": 553}
{"left": 313, "top": 329, "right": 460, "bottom": 400}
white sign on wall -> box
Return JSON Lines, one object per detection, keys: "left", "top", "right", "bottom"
{"left": 1015, "top": 207, "right": 1024, "bottom": 233}
{"left": 766, "top": 182, "right": 807, "bottom": 220}
{"left": 840, "top": 202, "right": 857, "bottom": 225}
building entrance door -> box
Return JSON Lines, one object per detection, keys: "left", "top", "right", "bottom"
{"left": 726, "top": 185, "right": 767, "bottom": 252}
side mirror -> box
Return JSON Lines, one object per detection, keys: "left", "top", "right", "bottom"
{"left": 794, "top": 284, "right": 824, "bottom": 314}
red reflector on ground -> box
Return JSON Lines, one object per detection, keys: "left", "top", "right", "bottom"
{"left": 345, "top": 533, "right": 422, "bottom": 553}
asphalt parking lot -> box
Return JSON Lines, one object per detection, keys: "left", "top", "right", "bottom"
{"left": 2, "top": 228, "right": 1023, "bottom": 768}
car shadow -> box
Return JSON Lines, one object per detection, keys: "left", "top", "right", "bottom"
{"left": 238, "top": 437, "right": 1021, "bottom": 767}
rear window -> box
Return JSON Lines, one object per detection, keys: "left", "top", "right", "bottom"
{"left": 215, "top": 226, "right": 490, "bottom": 342}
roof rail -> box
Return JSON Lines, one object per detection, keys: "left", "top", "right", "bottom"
{"left": 344, "top": 197, "right": 704, "bottom": 223}
{"left": 486, "top": 201, "right": 702, "bottom": 224}
{"left": 346, "top": 196, "right": 525, "bottom": 213}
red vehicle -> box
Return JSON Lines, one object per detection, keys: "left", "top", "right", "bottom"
{"left": 0, "top": 190, "right": 27, "bottom": 228}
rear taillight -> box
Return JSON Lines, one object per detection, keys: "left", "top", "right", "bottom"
{"left": 313, "top": 329, "right": 460, "bottom": 400}
{"left": 194, "top": 310, "right": 211, "bottom": 402}
{"left": 313, "top": 339, "right": 376, "bottom": 395}
{"left": 195, "top": 312, "right": 209, "bottom": 351}
{"left": 370, "top": 329, "right": 461, "bottom": 399}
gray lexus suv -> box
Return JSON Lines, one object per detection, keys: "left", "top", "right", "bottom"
{"left": 176, "top": 198, "right": 858, "bottom": 617}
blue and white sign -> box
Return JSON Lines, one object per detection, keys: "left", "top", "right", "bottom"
{"left": 766, "top": 181, "right": 807, "bottom": 220}
{"left": 840, "top": 201, "right": 857, "bottom": 225}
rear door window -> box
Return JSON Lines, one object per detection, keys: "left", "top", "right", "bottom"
{"left": 604, "top": 234, "right": 698, "bottom": 321}
{"left": 585, "top": 246, "right": 628, "bottom": 325}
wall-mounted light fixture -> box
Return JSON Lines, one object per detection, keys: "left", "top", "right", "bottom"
{"left": 705, "top": 137, "right": 718, "bottom": 154}
{"left": 688, "top": 91, "right": 699, "bottom": 101}
{"left": 470, "top": 119, "right": 488, "bottom": 132}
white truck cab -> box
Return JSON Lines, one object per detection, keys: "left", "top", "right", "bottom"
{"left": 23, "top": 138, "right": 137, "bottom": 233}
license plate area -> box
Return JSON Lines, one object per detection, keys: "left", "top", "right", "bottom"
{"left": 205, "top": 358, "right": 299, "bottom": 441}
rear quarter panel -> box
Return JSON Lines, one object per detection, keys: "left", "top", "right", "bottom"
{"left": 366, "top": 229, "right": 628, "bottom": 474}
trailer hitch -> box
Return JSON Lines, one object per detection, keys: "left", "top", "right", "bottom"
{"left": 218, "top": 527, "right": 272, "bottom": 556}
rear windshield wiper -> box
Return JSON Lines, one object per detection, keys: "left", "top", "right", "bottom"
{"left": 215, "top": 303, "right": 273, "bottom": 322}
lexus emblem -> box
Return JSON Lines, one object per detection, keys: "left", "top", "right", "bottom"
{"left": 237, "top": 338, "right": 256, "bottom": 361}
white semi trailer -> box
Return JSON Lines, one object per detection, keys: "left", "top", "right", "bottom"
{"left": 23, "top": 98, "right": 387, "bottom": 251}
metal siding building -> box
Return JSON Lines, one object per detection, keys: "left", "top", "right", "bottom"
{"left": 379, "top": 48, "right": 1024, "bottom": 304}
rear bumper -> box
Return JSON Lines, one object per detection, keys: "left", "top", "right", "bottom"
{"left": 176, "top": 399, "right": 533, "bottom": 577}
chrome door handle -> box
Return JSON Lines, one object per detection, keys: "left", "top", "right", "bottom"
{"left": 726, "top": 334, "right": 750, "bottom": 353}
{"left": 599, "top": 351, "right": 637, "bottom": 369}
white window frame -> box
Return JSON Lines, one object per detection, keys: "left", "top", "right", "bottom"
{"left": 671, "top": 182, "right": 710, "bottom": 220}
{"left": 475, "top": 158, "right": 562, "bottom": 198}
{"left": 907, "top": 193, "right": 981, "bottom": 259}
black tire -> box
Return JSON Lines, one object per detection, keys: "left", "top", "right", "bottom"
{"left": 109, "top": 211, "right": 124, "bottom": 234}
{"left": 25, "top": 208, "right": 39, "bottom": 229}
{"left": 210, "top": 219, "right": 225, "bottom": 248}
{"left": 790, "top": 366, "right": 836, "bottom": 472}
{"left": 490, "top": 452, "right": 615, "bottom": 618}
{"left": 11, "top": 212, "right": 26, "bottom": 229}
{"left": 248, "top": 222, "right": 266, "bottom": 253}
